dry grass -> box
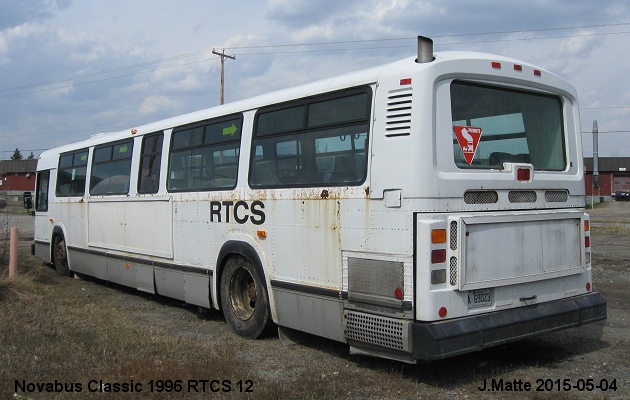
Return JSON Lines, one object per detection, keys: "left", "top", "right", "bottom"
{"left": 1, "top": 261, "right": 430, "bottom": 400}
{"left": 591, "top": 222, "right": 630, "bottom": 236}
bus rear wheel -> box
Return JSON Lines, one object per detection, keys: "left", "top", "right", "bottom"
{"left": 220, "top": 256, "right": 272, "bottom": 339}
{"left": 53, "top": 234, "right": 72, "bottom": 277}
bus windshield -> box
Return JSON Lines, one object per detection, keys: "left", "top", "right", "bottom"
{"left": 451, "top": 81, "right": 566, "bottom": 171}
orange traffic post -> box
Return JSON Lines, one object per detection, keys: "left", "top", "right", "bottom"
{"left": 9, "top": 227, "right": 18, "bottom": 279}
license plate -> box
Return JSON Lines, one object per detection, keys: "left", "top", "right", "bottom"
{"left": 467, "top": 289, "right": 492, "bottom": 309}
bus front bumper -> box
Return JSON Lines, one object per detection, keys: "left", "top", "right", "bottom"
{"left": 411, "top": 292, "right": 607, "bottom": 361}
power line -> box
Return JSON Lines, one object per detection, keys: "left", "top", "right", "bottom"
{"left": 2, "top": 21, "right": 630, "bottom": 96}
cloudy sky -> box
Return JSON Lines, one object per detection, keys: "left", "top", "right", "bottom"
{"left": 1, "top": 0, "right": 629, "bottom": 159}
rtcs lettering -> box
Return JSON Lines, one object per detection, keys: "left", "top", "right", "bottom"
{"left": 210, "top": 201, "right": 265, "bottom": 225}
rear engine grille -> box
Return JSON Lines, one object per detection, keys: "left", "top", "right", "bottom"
{"left": 347, "top": 258, "right": 404, "bottom": 308}
{"left": 449, "top": 257, "right": 458, "bottom": 286}
{"left": 385, "top": 88, "right": 412, "bottom": 137}
{"left": 508, "top": 190, "right": 537, "bottom": 203}
{"left": 464, "top": 190, "right": 498, "bottom": 204}
{"left": 345, "top": 311, "right": 409, "bottom": 351}
{"left": 545, "top": 190, "right": 569, "bottom": 202}
{"left": 449, "top": 221, "right": 458, "bottom": 250}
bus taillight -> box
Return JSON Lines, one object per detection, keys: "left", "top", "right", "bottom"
{"left": 431, "top": 229, "right": 446, "bottom": 244}
{"left": 517, "top": 167, "right": 531, "bottom": 181}
{"left": 431, "top": 249, "right": 446, "bottom": 264}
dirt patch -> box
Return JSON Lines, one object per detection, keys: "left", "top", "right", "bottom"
{"left": 1, "top": 203, "right": 629, "bottom": 399}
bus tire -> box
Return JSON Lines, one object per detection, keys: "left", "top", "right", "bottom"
{"left": 220, "top": 256, "right": 272, "bottom": 339}
{"left": 53, "top": 234, "right": 72, "bottom": 277}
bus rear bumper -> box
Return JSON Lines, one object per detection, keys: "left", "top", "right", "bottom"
{"left": 411, "top": 292, "right": 607, "bottom": 361}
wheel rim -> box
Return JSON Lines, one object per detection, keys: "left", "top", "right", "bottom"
{"left": 55, "top": 240, "right": 66, "bottom": 265}
{"left": 228, "top": 267, "right": 257, "bottom": 321}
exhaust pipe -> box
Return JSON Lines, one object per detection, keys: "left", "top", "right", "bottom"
{"left": 416, "top": 36, "right": 434, "bottom": 64}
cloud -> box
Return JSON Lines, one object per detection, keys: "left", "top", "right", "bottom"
{"left": 138, "top": 95, "right": 180, "bottom": 116}
{"left": 0, "top": 0, "right": 72, "bottom": 30}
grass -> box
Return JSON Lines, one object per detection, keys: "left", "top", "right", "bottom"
{"left": 592, "top": 222, "right": 630, "bottom": 236}
{"left": 0, "top": 259, "right": 430, "bottom": 400}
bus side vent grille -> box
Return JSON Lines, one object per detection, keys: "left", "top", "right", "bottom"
{"left": 545, "top": 190, "right": 569, "bottom": 202}
{"left": 385, "top": 88, "right": 412, "bottom": 137}
{"left": 449, "top": 221, "right": 458, "bottom": 250}
{"left": 345, "top": 311, "right": 409, "bottom": 351}
{"left": 508, "top": 190, "right": 537, "bottom": 203}
{"left": 464, "top": 190, "right": 498, "bottom": 204}
{"left": 449, "top": 257, "right": 458, "bottom": 286}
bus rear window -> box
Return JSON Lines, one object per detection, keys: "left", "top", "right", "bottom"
{"left": 450, "top": 81, "right": 566, "bottom": 171}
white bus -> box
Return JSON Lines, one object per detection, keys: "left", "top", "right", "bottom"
{"left": 32, "top": 37, "right": 606, "bottom": 363}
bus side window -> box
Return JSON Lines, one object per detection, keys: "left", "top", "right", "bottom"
{"left": 56, "top": 149, "right": 88, "bottom": 197}
{"left": 250, "top": 88, "right": 371, "bottom": 188}
{"left": 167, "top": 115, "right": 242, "bottom": 192}
{"left": 138, "top": 132, "right": 164, "bottom": 194}
{"left": 90, "top": 139, "right": 133, "bottom": 196}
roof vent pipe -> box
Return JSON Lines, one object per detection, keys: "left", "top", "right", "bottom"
{"left": 416, "top": 36, "right": 434, "bottom": 63}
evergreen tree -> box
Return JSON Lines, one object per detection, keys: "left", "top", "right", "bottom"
{"left": 10, "top": 148, "right": 23, "bottom": 160}
{"left": 27, "top": 152, "right": 35, "bottom": 160}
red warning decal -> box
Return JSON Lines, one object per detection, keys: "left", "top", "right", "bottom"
{"left": 453, "top": 126, "right": 482, "bottom": 165}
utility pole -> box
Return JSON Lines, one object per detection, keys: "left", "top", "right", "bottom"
{"left": 212, "top": 49, "right": 235, "bottom": 105}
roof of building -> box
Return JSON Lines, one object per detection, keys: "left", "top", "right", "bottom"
{"left": 584, "top": 157, "right": 630, "bottom": 172}
{"left": 0, "top": 159, "right": 38, "bottom": 174}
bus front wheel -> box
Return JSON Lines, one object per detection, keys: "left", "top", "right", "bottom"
{"left": 53, "top": 235, "right": 72, "bottom": 277}
{"left": 220, "top": 256, "right": 272, "bottom": 339}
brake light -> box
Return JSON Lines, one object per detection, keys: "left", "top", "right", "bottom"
{"left": 431, "top": 249, "right": 446, "bottom": 264}
{"left": 517, "top": 168, "right": 531, "bottom": 181}
{"left": 585, "top": 236, "right": 590, "bottom": 248}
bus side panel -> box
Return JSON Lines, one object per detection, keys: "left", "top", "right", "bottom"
{"left": 87, "top": 197, "right": 173, "bottom": 258}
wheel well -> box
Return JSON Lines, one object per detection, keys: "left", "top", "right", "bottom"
{"left": 216, "top": 241, "right": 266, "bottom": 310}
{"left": 50, "top": 227, "right": 64, "bottom": 262}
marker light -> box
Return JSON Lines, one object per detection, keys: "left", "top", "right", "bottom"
{"left": 514, "top": 64, "right": 523, "bottom": 71}
{"left": 517, "top": 168, "right": 531, "bottom": 182}
{"left": 431, "top": 249, "right": 446, "bottom": 264}
{"left": 438, "top": 307, "right": 447, "bottom": 318}
{"left": 491, "top": 62, "right": 501, "bottom": 69}
{"left": 534, "top": 69, "right": 542, "bottom": 76}
{"left": 394, "top": 288, "right": 404, "bottom": 300}
{"left": 400, "top": 78, "right": 412, "bottom": 85}
{"left": 584, "top": 220, "right": 590, "bottom": 232}
{"left": 586, "top": 282, "right": 591, "bottom": 291}
{"left": 257, "top": 230, "right": 267, "bottom": 238}
{"left": 131, "top": 129, "right": 138, "bottom": 134}
{"left": 431, "top": 229, "right": 447, "bottom": 244}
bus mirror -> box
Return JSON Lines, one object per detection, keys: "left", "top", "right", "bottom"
{"left": 23, "top": 192, "right": 33, "bottom": 210}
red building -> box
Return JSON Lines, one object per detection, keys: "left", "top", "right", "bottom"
{"left": 584, "top": 157, "right": 630, "bottom": 199}
{"left": 0, "top": 159, "right": 37, "bottom": 195}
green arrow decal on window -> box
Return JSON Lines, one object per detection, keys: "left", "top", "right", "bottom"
{"left": 120, "top": 144, "right": 128, "bottom": 153}
{"left": 80, "top": 154, "right": 87, "bottom": 161}
{"left": 222, "top": 124, "right": 237, "bottom": 136}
